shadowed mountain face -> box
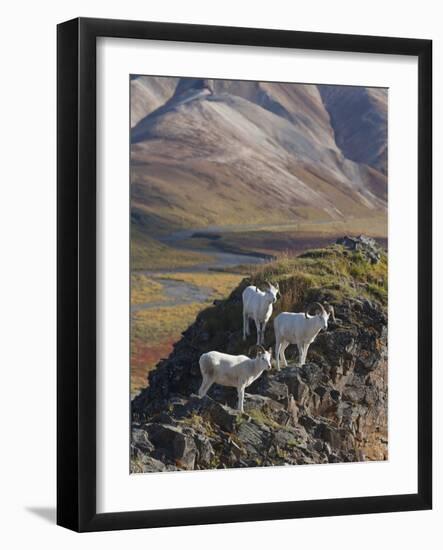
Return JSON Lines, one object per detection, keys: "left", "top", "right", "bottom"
{"left": 130, "top": 77, "right": 387, "bottom": 234}
{"left": 318, "top": 85, "right": 388, "bottom": 175}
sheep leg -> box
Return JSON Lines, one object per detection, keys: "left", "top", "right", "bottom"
{"left": 254, "top": 319, "right": 261, "bottom": 345}
{"left": 198, "top": 377, "right": 213, "bottom": 398}
{"left": 281, "top": 342, "right": 289, "bottom": 367}
{"left": 301, "top": 343, "right": 310, "bottom": 365}
{"left": 237, "top": 386, "right": 245, "bottom": 412}
{"left": 275, "top": 339, "right": 281, "bottom": 370}
{"left": 297, "top": 344, "right": 304, "bottom": 366}
{"left": 298, "top": 342, "right": 309, "bottom": 366}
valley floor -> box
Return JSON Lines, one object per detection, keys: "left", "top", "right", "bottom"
{"left": 130, "top": 242, "right": 264, "bottom": 396}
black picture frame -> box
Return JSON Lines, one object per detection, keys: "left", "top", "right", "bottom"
{"left": 57, "top": 17, "right": 432, "bottom": 532}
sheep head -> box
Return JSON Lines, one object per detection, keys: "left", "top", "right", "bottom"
{"left": 248, "top": 345, "right": 272, "bottom": 370}
{"left": 305, "top": 302, "right": 326, "bottom": 317}
{"left": 265, "top": 281, "right": 280, "bottom": 304}
{"left": 306, "top": 302, "right": 332, "bottom": 330}
{"left": 248, "top": 344, "right": 266, "bottom": 356}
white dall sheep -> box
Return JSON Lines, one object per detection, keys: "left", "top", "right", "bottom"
{"left": 198, "top": 346, "right": 272, "bottom": 412}
{"left": 274, "top": 302, "right": 336, "bottom": 370}
{"left": 242, "top": 282, "right": 279, "bottom": 345}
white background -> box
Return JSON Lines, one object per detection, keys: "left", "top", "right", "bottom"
{"left": 97, "top": 39, "right": 418, "bottom": 513}
{"left": 0, "top": 0, "right": 441, "bottom": 548}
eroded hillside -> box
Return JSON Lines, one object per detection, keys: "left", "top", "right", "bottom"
{"left": 131, "top": 78, "right": 387, "bottom": 236}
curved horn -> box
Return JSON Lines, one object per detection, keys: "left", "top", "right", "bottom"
{"left": 248, "top": 344, "right": 266, "bottom": 357}
{"left": 248, "top": 344, "right": 265, "bottom": 356}
{"left": 306, "top": 302, "right": 326, "bottom": 316}
{"left": 324, "top": 302, "right": 336, "bottom": 321}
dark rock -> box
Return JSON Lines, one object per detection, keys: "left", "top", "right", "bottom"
{"left": 131, "top": 454, "right": 167, "bottom": 473}
{"left": 275, "top": 367, "right": 311, "bottom": 406}
{"left": 286, "top": 395, "right": 299, "bottom": 425}
{"left": 171, "top": 394, "right": 206, "bottom": 418}
{"left": 273, "top": 427, "right": 306, "bottom": 451}
{"left": 194, "top": 434, "right": 215, "bottom": 467}
{"left": 336, "top": 235, "right": 381, "bottom": 263}
{"left": 317, "top": 423, "right": 343, "bottom": 449}
{"left": 249, "top": 372, "right": 289, "bottom": 403}
{"left": 227, "top": 437, "right": 243, "bottom": 463}
{"left": 330, "top": 389, "right": 341, "bottom": 402}
{"left": 131, "top": 427, "right": 155, "bottom": 454}
{"left": 314, "top": 422, "right": 356, "bottom": 452}
{"left": 203, "top": 400, "right": 239, "bottom": 433}
{"left": 243, "top": 393, "right": 294, "bottom": 428}
{"left": 299, "top": 414, "right": 319, "bottom": 433}
{"left": 150, "top": 412, "right": 176, "bottom": 425}
{"left": 342, "top": 384, "right": 366, "bottom": 402}
{"left": 237, "top": 421, "right": 271, "bottom": 456}
{"left": 145, "top": 424, "right": 197, "bottom": 469}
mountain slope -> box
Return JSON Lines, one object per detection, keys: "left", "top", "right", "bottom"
{"left": 130, "top": 75, "right": 178, "bottom": 127}
{"left": 318, "top": 85, "right": 388, "bottom": 174}
{"left": 131, "top": 78, "right": 387, "bottom": 235}
{"left": 213, "top": 79, "right": 339, "bottom": 149}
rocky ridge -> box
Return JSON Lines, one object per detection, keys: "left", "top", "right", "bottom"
{"left": 131, "top": 238, "right": 388, "bottom": 472}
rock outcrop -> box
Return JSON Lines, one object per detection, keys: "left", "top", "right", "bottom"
{"left": 131, "top": 239, "right": 388, "bottom": 472}
{"left": 336, "top": 235, "right": 382, "bottom": 264}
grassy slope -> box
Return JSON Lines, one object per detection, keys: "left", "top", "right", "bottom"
{"left": 197, "top": 243, "right": 387, "bottom": 356}
{"left": 257, "top": 245, "right": 388, "bottom": 308}
{"left": 131, "top": 273, "right": 166, "bottom": 305}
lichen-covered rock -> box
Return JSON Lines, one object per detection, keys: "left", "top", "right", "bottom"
{"left": 336, "top": 235, "right": 381, "bottom": 264}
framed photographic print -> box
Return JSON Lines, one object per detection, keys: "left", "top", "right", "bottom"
{"left": 57, "top": 17, "right": 432, "bottom": 532}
